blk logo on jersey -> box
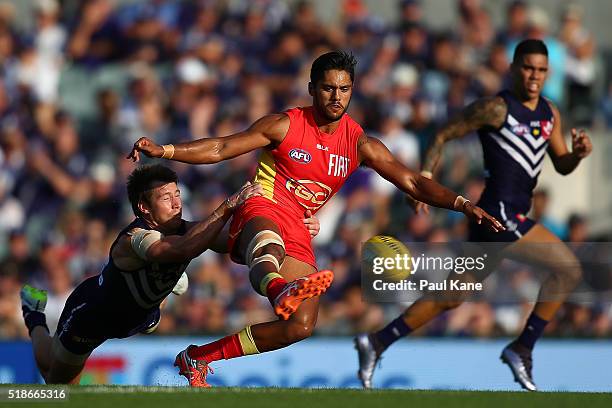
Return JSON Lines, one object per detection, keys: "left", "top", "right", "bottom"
{"left": 285, "top": 179, "right": 332, "bottom": 211}
{"left": 289, "top": 148, "right": 312, "bottom": 164}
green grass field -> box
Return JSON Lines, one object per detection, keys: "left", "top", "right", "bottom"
{"left": 2, "top": 386, "right": 612, "bottom": 408}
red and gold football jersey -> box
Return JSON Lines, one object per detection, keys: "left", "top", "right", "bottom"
{"left": 253, "top": 106, "right": 363, "bottom": 217}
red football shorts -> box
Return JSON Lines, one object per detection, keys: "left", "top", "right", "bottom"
{"left": 228, "top": 197, "right": 317, "bottom": 269}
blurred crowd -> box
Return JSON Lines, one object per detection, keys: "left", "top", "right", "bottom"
{"left": 0, "top": 0, "right": 611, "bottom": 340}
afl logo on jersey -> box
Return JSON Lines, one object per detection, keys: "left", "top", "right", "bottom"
{"left": 289, "top": 148, "right": 312, "bottom": 164}
{"left": 511, "top": 123, "right": 530, "bottom": 136}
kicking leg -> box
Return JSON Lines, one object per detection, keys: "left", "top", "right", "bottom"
{"left": 175, "top": 256, "right": 328, "bottom": 387}
{"left": 249, "top": 256, "right": 321, "bottom": 351}
{"left": 235, "top": 216, "right": 331, "bottom": 319}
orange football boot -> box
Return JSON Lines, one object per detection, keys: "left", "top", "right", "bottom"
{"left": 174, "top": 346, "right": 214, "bottom": 388}
{"left": 273, "top": 270, "right": 334, "bottom": 320}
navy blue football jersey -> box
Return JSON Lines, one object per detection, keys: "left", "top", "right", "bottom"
{"left": 477, "top": 90, "right": 554, "bottom": 214}
{"left": 99, "top": 218, "right": 189, "bottom": 314}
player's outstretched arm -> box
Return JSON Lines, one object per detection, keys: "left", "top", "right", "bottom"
{"left": 546, "top": 102, "right": 593, "bottom": 175}
{"left": 148, "top": 182, "right": 263, "bottom": 261}
{"left": 127, "top": 114, "right": 289, "bottom": 164}
{"left": 421, "top": 96, "right": 507, "bottom": 175}
{"left": 359, "top": 136, "right": 504, "bottom": 232}
{"left": 115, "top": 182, "right": 263, "bottom": 266}
{"left": 413, "top": 96, "right": 507, "bottom": 213}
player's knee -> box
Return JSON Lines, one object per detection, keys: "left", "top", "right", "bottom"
{"left": 248, "top": 244, "right": 286, "bottom": 296}
{"left": 282, "top": 320, "right": 315, "bottom": 344}
{"left": 556, "top": 263, "right": 583, "bottom": 289}
{"left": 246, "top": 230, "right": 286, "bottom": 270}
{"left": 252, "top": 243, "right": 285, "bottom": 264}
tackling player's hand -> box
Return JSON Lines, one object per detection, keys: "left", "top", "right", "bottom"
{"left": 303, "top": 210, "right": 320, "bottom": 238}
{"left": 226, "top": 181, "right": 263, "bottom": 210}
{"left": 462, "top": 202, "right": 505, "bottom": 232}
{"left": 571, "top": 128, "right": 592, "bottom": 159}
{"left": 127, "top": 137, "right": 164, "bottom": 162}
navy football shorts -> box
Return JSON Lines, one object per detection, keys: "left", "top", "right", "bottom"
{"left": 55, "top": 276, "right": 161, "bottom": 363}
{"left": 468, "top": 200, "right": 535, "bottom": 243}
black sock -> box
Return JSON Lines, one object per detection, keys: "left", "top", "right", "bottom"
{"left": 373, "top": 316, "right": 412, "bottom": 352}
{"left": 22, "top": 307, "right": 49, "bottom": 337}
{"left": 516, "top": 312, "right": 548, "bottom": 350}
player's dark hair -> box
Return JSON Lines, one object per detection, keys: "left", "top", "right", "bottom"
{"left": 127, "top": 164, "right": 178, "bottom": 216}
{"left": 512, "top": 39, "right": 548, "bottom": 63}
{"left": 310, "top": 51, "right": 357, "bottom": 85}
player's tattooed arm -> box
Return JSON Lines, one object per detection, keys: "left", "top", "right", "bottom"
{"left": 421, "top": 96, "right": 507, "bottom": 174}
{"left": 546, "top": 100, "right": 593, "bottom": 175}
{"left": 127, "top": 114, "right": 289, "bottom": 164}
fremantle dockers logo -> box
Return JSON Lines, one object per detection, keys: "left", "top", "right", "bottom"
{"left": 540, "top": 120, "right": 553, "bottom": 139}
{"left": 289, "top": 148, "right": 312, "bottom": 164}
{"left": 286, "top": 179, "right": 332, "bottom": 211}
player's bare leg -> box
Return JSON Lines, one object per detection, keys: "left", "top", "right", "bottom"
{"left": 397, "top": 271, "right": 491, "bottom": 331}
{"left": 30, "top": 326, "right": 53, "bottom": 379}
{"left": 236, "top": 217, "right": 332, "bottom": 320}
{"left": 175, "top": 217, "right": 332, "bottom": 387}
{"left": 356, "top": 246, "right": 502, "bottom": 389}
{"left": 21, "top": 285, "right": 95, "bottom": 384}
{"left": 249, "top": 256, "right": 321, "bottom": 351}
{"left": 505, "top": 225, "right": 582, "bottom": 320}
{"left": 500, "top": 224, "right": 582, "bottom": 391}
{"left": 45, "top": 352, "right": 85, "bottom": 384}
{"left": 355, "top": 268, "right": 494, "bottom": 388}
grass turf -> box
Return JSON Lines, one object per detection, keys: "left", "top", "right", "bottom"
{"left": 2, "top": 386, "right": 612, "bottom": 408}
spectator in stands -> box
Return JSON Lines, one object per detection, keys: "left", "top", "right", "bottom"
{"left": 559, "top": 3, "right": 598, "bottom": 127}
